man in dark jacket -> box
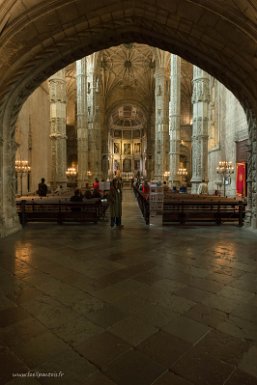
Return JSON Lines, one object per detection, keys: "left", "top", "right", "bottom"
{"left": 37, "top": 178, "right": 48, "bottom": 197}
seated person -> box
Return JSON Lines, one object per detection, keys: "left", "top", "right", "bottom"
{"left": 102, "top": 190, "right": 109, "bottom": 200}
{"left": 92, "top": 188, "right": 101, "bottom": 199}
{"left": 70, "top": 188, "right": 83, "bottom": 211}
{"left": 84, "top": 183, "right": 92, "bottom": 199}
{"left": 84, "top": 190, "right": 92, "bottom": 199}
{"left": 37, "top": 178, "right": 48, "bottom": 197}
{"left": 163, "top": 181, "right": 169, "bottom": 193}
{"left": 54, "top": 184, "right": 63, "bottom": 195}
{"left": 179, "top": 184, "right": 187, "bottom": 193}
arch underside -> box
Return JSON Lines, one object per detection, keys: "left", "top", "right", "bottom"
{"left": 0, "top": 0, "right": 256, "bottom": 235}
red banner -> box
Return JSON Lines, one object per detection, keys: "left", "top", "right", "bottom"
{"left": 236, "top": 162, "right": 246, "bottom": 197}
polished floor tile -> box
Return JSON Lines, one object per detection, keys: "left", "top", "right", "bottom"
{"left": 1, "top": 188, "right": 257, "bottom": 384}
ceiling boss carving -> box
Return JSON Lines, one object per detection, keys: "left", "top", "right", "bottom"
{"left": 100, "top": 43, "right": 155, "bottom": 99}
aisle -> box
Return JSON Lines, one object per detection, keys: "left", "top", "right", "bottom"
{"left": 121, "top": 187, "right": 148, "bottom": 229}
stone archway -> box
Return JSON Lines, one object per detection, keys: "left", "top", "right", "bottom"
{"left": 0, "top": 0, "right": 256, "bottom": 236}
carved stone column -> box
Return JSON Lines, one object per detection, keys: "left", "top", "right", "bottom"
{"left": 146, "top": 108, "right": 155, "bottom": 180}
{"left": 0, "top": 132, "right": 21, "bottom": 237}
{"left": 48, "top": 69, "right": 67, "bottom": 190}
{"left": 169, "top": 54, "right": 181, "bottom": 187}
{"left": 154, "top": 50, "right": 170, "bottom": 181}
{"left": 245, "top": 109, "right": 257, "bottom": 228}
{"left": 95, "top": 71, "right": 105, "bottom": 181}
{"left": 76, "top": 58, "right": 88, "bottom": 188}
{"left": 0, "top": 134, "right": 3, "bottom": 236}
{"left": 191, "top": 66, "right": 210, "bottom": 193}
{"left": 87, "top": 53, "right": 102, "bottom": 181}
{"left": 101, "top": 122, "right": 109, "bottom": 181}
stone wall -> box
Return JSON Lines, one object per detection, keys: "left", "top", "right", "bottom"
{"left": 208, "top": 82, "right": 248, "bottom": 196}
{"left": 16, "top": 82, "right": 50, "bottom": 194}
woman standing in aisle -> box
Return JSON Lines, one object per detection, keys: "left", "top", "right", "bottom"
{"left": 109, "top": 177, "right": 123, "bottom": 229}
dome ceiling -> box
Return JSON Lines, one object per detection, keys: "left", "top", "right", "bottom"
{"left": 100, "top": 43, "right": 155, "bottom": 100}
{"left": 109, "top": 104, "right": 146, "bottom": 129}
{"left": 63, "top": 44, "right": 193, "bottom": 130}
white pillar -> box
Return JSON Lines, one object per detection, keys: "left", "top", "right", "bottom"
{"left": 144, "top": 107, "right": 155, "bottom": 181}
{"left": 0, "top": 135, "right": 21, "bottom": 237}
{"left": 76, "top": 58, "right": 88, "bottom": 188}
{"left": 87, "top": 54, "right": 102, "bottom": 181}
{"left": 48, "top": 69, "right": 67, "bottom": 190}
{"left": 95, "top": 70, "right": 105, "bottom": 180}
{"left": 191, "top": 66, "right": 210, "bottom": 193}
{"left": 154, "top": 50, "right": 170, "bottom": 181}
{"left": 169, "top": 54, "right": 181, "bottom": 187}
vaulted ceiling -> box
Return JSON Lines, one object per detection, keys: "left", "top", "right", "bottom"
{"left": 0, "top": 0, "right": 256, "bottom": 133}
{"left": 64, "top": 43, "right": 193, "bottom": 129}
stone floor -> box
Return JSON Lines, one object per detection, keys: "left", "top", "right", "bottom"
{"left": 1, "top": 188, "right": 257, "bottom": 385}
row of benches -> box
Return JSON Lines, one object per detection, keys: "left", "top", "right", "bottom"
{"left": 133, "top": 187, "right": 150, "bottom": 224}
{"left": 17, "top": 192, "right": 247, "bottom": 227}
{"left": 163, "top": 193, "right": 246, "bottom": 225}
{"left": 162, "top": 198, "right": 246, "bottom": 226}
{"left": 16, "top": 198, "right": 109, "bottom": 225}
{"left": 134, "top": 188, "right": 247, "bottom": 226}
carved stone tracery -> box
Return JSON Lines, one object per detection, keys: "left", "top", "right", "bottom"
{"left": 48, "top": 70, "right": 67, "bottom": 189}
{"left": 191, "top": 66, "right": 210, "bottom": 193}
{"left": 245, "top": 108, "right": 257, "bottom": 228}
{"left": 169, "top": 54, "right": 181, "bottom": 187}
{"left": 76, "top": 57, "right": 88, "bottom": 187}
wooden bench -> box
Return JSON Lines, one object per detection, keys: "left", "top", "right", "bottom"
{"left": 16, "top": 198, "right": 108, "bottom": 225}
{"left": 162, "top": 198, "right": 246, "bottom": 226}
{"left": 133, "top": 187, "right": 150, "bottom": 225}
{"left": 164, "top": 193, "right": 223, "bottom": 200}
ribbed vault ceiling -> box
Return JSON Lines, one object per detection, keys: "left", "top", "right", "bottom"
{"left": 110, "top": 104, "right": 146, "bottom": 130}
{"left": 0, "top": 0, "right": 256, "bottom": 130}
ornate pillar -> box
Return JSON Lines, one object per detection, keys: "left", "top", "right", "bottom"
{"left": 101, "top": 126, "right": 109, "bottom": 181}
{"left": 154, "top": 50, "right": 170, "bottom": 181}
{"left": 144, "top": 108, "right": 154, "bottom": 180}
{"left": 96, "top": 72, "right": 104, "bottom": 180}
{"left": 0, "top": 129, "right": 21, "bottom": 237}
{"left": 245, "top": 109, "right": 257, "bottom": 228}
{"left": 191, "top": 66, "right": 210, "bottom": 193}
{"left": 48, "top": 69, "right": 67, "bottom": 190}
{"left": 87, "top": 53, "right": 102, "bottom": 181}
{"left": 169, "top": 54, "right": 181, "bottom": 187}
{"left": 28, "top": 116, "right": 32, "bottom": 193}
{"left": 0, "top": 133, "right": 3, "bottom": 235}
{"left": 76, "top": 58, "right": 88, "bottom": 188}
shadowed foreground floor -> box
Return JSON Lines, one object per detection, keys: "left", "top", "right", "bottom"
{"left": 1, "top": 188, "right": 257, "bottom": 385}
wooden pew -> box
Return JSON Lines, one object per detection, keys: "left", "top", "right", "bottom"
{"left": 133, "top": 186, "right": 150, "bottom": 225}
{"left": 16, "top": 198, "right": 108, "bottom": 225}
{"left": 162, "top": 197, "right": 246, "bottom": 226}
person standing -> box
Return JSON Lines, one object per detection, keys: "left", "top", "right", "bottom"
{"left": 37, "top": 178, "right": 48, "bottom": 197}
{"left": 197, "top": 180, "right": 209, "bottom": 194}
{"left": 93, "top": 178, "right": 100, "bottom": 191}
{"left": 142, "top": 180, "right": 150, "bottom": 194}
{"left": 109, "top": 178, "right": 123, "bottom": 228}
